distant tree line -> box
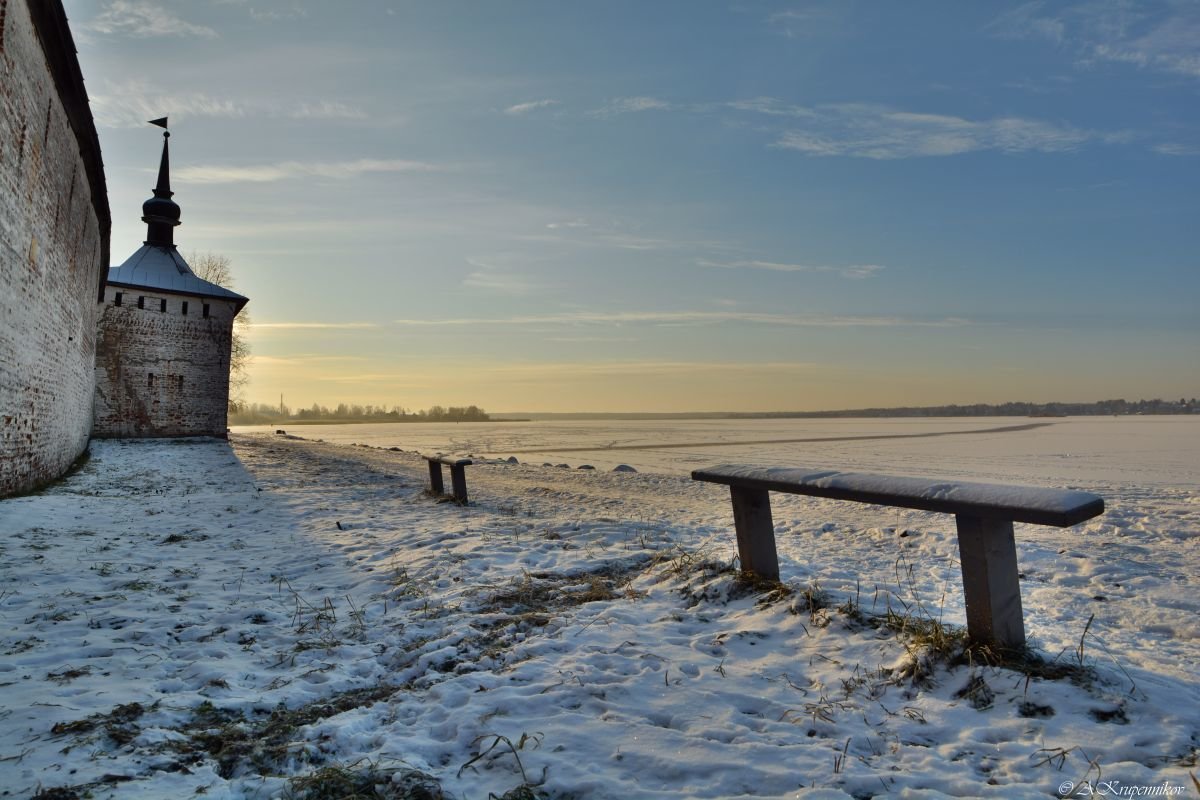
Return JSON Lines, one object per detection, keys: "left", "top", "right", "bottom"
{"left": 228, "top": 401, "right": 491, "bottom": 425}
{"left": 228, "top": 397, "right": 1195, "bottom": 425}
{"left": 723, "top": 398, "right": 1198, "bottom": 419}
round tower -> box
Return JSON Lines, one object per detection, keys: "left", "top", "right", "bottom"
{"left": 93, "top": 121, "right": 249, "bottom": 439}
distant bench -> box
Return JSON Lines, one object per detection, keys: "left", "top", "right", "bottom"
{"left": 423, "top": 455, "right": 473, "bottom": 504}
{"left": 691, "top": 464, "right": 1105, "bottom": 650}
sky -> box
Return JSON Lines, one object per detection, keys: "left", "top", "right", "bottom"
{"left": 62, "top": 0, "right": 1199, "bottom": 413}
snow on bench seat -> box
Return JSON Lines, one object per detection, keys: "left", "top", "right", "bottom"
{"left": 691, "top": 465, "right": 1104, "bottom": 527}
{"left": 423, "top": 455, "right": 473, "bottom": 504}
{"left": 692, "top": 464, "right": 1105, "bottom": 651}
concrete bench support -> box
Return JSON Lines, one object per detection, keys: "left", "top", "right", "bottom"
{"left": 692, "top": 464, "right": 1104, "bottom": 650}
{"left": 423, "top": 455, "right": 472, "bottom": 504}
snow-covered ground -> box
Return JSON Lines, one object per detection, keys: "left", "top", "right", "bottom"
{"left": 2, "top": 420, "right": 1197, "bottom": 799}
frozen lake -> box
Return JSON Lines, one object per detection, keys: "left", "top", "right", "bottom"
{"left": 235, "top": 415, "right": 1200, "bottom": 490}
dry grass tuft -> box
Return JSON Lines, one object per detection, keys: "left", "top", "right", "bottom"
{"left": 178, "top": 685, "right": 402, "bottom": 779}
{"left": 284, "top": 760, "right": 446, "bottom": 799}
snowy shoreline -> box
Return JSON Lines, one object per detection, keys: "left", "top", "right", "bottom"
{"left": 1, "top": 433, "right": 1197, "bottom": 799}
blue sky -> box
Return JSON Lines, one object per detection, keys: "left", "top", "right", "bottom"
{"left": 65, "top": 1, "right": 1199, "bottom": 412}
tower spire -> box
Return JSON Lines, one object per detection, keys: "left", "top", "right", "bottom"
{"left": 141, "top": 118, "right": 181, "bottom": 248}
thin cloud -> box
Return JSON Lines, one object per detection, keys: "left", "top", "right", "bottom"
{"left": 174, "top": 159, "right": 439, "bottom": 184}
{"left": 289, "top": 360, "right": 827, "bottom": 387}
{"left": 771, "top": 104, "right": 1096, "bottom": 159}
{"left": 249, "top": 6, "right": 308, "bottom": 22}
{"left": 597, "top": 233, "right": 690, "bottom": 251}
{"left": 726, "top": 97, "right": 816, "bottom": 118}
{"left": 765, "top": 6, "right": 840, "bottom": 39}
{"left": 247, "top": 354, "right": 370, "bottom": 366}
{"left": 315, "top": 373, "right": 418, "bottom": 383}
{"left": 248, "top": 322, "right": 382, "bottom": 330}
{"left": 1090, "top": 22, "right": 1200, "bottom": 79}
{"left": 88, "top": 79, "right": 369, "bottom": 128}
{"left": 512, "top": 228, "right": 734, "bottom": 254}
{"left": 461, "top": 258, "right": 547, "bottom": 296}
{"left": 1002, "top": 76, "right": 1076, "bottom": 95}
{"left": 289, "top": 101, "right": 367, "bottom": 120}
{"left": 989, "top": 2, "right": 1200, "bottom": 80}
{"left": 504, "top": 99, "right": 560, "bottom": 115}
{"left": 543, "top": 336, "right": 640, "bottom": 343}
{"left": 988, "top": 3, "right": 1066, "bottom": 44}
{"left": 585, "top": 94, "right": 1124, "bottom": 159}
{"left": 89, "top": 80, "right": 242, "bottom": 128}
{"left": 1153, "top": 142, "right": 1200, "bottom": 157}
{"left": 86, "top": 0, "right": 217, "bottom": 38}
{"left": 391, "top": 310, "right": 968, "bottom": 328}
{"left": 475, "top": 360, "right": 822, "bottom": 378}
{"left": 699, "top": 259, "right": 884, "bottom": 279}
{"left": 589, "top": 97, "right": 672, "bottom": 117}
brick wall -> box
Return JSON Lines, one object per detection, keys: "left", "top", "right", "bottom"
{"left": 0, "top": 0, "right": 110, "bottom": 496}
{"left": 93, "top": 288, "right": 237, "bottom": 438}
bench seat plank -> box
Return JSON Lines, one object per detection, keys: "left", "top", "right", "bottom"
{"left": 429, "top": 456, "right": 472, "bottom": 467}
{"left": 691, "top": 465, "right": 1103, "bottom": 528}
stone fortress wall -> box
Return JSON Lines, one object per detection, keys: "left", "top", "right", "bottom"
{"left": 0, "top": 0, "right": 110, "bottom": 495}
{"left": 93, "top": 289, "right": 239, "bottom": 438}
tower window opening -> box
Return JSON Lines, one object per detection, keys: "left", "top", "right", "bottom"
{"left": 182, "top": 301, "right": 188, "bottom": 316}
{"left": 137, "top": 296, "right": 145, "bottom": 309}
{"left": 148, "top": 373, "right": 155, "bottom": 389}
{"left": 203, "top": 304, "right": 210, "bottom": 318}
{"left": 114, "top": 292, "right": 123, "bottom": 306}
{"left": 160, "top": 298, "right": 167, "bottom": 313}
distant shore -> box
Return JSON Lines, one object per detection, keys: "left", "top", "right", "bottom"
{"left": 491, "top": 399, "right": 1194, "bottom": 421}
{"left": 232, "top": 398, "right": 1195, "bottom": 428}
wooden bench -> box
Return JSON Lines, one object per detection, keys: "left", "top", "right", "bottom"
{"left": 423, "top": 455, "right": 473, "bottom": 504}
{"left": 691, "top": 464, "right": 1105, "bottom": 650}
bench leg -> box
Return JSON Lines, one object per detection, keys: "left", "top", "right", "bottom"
{"left": 955, "top": 515, "right": 1026, "bottom": 651}
{"left": 427, "top": 461, "right": 445, "bottom": 495}
{"left": 729, "top": 486, "right": 779, "bottom": 582}
{"left": 449, "top": 464, "right": 469, "bottom": 504}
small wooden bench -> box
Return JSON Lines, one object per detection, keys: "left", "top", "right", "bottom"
{"left": 423, "top": 455, "right": 473, "bottom": 504}
{"left": 691, "top": 464, "right": 1105, "bottom": 650}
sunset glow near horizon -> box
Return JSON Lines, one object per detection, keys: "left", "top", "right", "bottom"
{"left": 66, "top": 1, "right": 1199, "bottom": 413}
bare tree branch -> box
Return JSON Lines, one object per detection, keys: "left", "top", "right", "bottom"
{"left": 188, "top": 251, "right": 250, "bottom": 404}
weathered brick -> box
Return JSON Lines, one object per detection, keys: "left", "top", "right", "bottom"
{"left": 93, "top": 289, "right": 238, "bottom": 438}
{"left": 0, "top": 0, "right": 109, "bottom": 496}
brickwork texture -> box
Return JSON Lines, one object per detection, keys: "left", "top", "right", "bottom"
{"left": 1, "top": 0, "right": 109, "bottom": 495}
{"left": 93, "top": 289, "right": 237, "bottom": 438}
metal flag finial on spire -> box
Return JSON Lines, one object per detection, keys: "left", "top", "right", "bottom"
{"left": 141, "top": 117, "right": 180, "bottom": 246}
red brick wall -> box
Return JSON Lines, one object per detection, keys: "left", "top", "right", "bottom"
{"left": 92, "top": 288, "right": 237, "bottom": 438}
{"left": 1, "top": 0, "right": 108, "bottom": 495}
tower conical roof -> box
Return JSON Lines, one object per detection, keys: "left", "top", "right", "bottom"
{"left": 107, "top": 122, "right": 248, "bottom": 312}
